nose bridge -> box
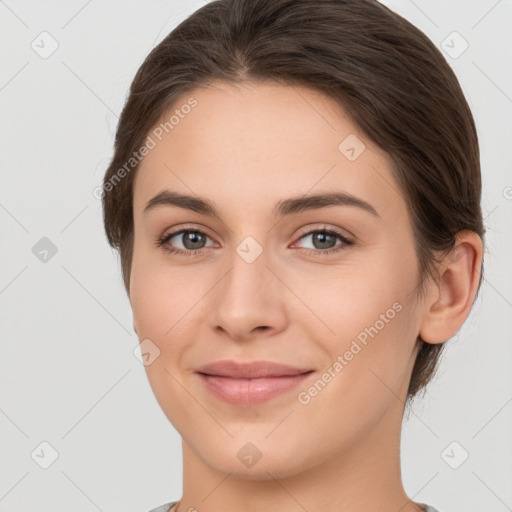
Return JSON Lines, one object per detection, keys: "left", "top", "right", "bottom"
{"left": 210, "top": 234, "right": 287, "bottom": 339}
{"left": 222, "top": 239, "right": 274, "bottom": 307}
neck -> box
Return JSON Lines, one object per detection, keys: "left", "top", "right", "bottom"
{"left": 174, "top": 394, "right": 422, "bottom": 512}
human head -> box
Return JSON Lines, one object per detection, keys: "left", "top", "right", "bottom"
{"left": 102, "top": 0, "right": 485, "bottom": 416}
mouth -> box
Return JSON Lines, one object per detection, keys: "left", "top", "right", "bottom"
{"left": 195, "top": 360, "right": 314, "bottom": 406}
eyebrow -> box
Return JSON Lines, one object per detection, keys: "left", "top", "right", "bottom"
{"left": 143, "top": 190, "right": 379, "bottom": 218}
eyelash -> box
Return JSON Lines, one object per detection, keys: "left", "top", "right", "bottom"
{"left": 155, "top": 224, "right": 353, "bottom": 258}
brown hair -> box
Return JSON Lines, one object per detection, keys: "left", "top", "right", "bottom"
{"left": 102, "top": 0, "right": 485, "bottom": 405}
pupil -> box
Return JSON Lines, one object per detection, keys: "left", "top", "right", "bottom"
{"left": 184, "top": 231, "right": 204, "bottom": 250}
{"left": 313, "top": 232, "right": 335, "bottom": 249}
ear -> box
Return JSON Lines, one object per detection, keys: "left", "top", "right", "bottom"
{"left": 419, "top": 230, "right": 483, "bottom": 344}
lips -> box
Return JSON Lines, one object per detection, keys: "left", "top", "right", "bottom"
{"left": 195, "top": 360, "right": 312, "bottom": 379}
{"left": 195, "top": 360, "right": 314, "bottom": 406}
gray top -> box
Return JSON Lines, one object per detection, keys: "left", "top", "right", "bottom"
{"left": 147, "top": 502, "right": 177, "bottom": 512}
{"left": 147, "top": 501, "right": 440, "bottom": 511}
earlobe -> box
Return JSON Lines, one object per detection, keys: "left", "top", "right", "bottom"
{"left": 419, "top": 231, "right": 483, "bottom": 344}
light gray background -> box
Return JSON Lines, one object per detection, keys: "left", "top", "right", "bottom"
{"left": 0, "top": 1, "right": 511, "bottom": 511}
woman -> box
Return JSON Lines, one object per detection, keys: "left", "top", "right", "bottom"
{"left": 101, "top": 1, "right": 485, "bottom": 511}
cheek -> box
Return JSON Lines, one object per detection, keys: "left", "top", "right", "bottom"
{"left": 130, "top": 242, "right": 177, "bottom": 343}
{"left": 296, "top": 256, "right": 414, "bottom": 340}
{"left": 131, "top": 270, "right": 186, "bottom": 341}
{"left": 294, "top": 247, "right": 419, "bottom": 387}
{"left": 291, "top": 286, "right": 416, "bottom": 455}
{"left": 129, "top": 258, "right": 198, "bottom": 423}
{"left": 130, "top": 252, "right": 217, "bottom": 355}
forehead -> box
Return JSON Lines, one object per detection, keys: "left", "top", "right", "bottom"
{"left": 133, "top": 81, "right": 405, "bottom": 222}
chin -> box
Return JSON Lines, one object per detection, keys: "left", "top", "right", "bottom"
{"left": 195, "top": 436, "right": 314, "bottom": 481}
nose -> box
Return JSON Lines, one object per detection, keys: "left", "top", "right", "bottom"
{"left": 210, "top": 245, "right": 288, "bottom": 343}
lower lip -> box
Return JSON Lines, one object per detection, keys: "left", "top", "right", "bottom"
{"left": 197, "top": 372, "right": 313, "bottom": 406}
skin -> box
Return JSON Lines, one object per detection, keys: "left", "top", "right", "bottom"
{"left": 129, "top": 80, "right": 483, "bottom": 512}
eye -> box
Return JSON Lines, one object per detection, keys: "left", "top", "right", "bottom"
{"left": 292, "top": 227, "right": 353, "bottom": 256}
{"left": 156, "top": 225, "right": 353, "bottom": 257}
{"left": 156, "top": 227, "right": 216, "bottom": 256}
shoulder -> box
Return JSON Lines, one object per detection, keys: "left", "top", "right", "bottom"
{"left": 420, "top": 503, "right": 442, "bottom": 512}
{"left": 147, "top": 502, "right": 441, "bottom": 512}
{"left": 145, "top": 501, "right": 177, "bottom": 512}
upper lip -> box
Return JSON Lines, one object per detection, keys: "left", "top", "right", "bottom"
{"left": 195, "top": 360, "right": 313, "bottom": 379}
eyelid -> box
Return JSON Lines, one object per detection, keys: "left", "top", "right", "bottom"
{"left": 161, "top": 222, "right": 219, "bottom": 243}
{"left": 294, "top": 223, "right": 354, "bottom": 242}
{"left": 160, "top": 222, "right": 353, "bottom": 247}
{"left": 158, "top": 213, "right": 359, "bottom": 258}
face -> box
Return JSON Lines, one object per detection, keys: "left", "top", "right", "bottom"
{"left": 130, "top": 81, "right": 425, "bottom": 478}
